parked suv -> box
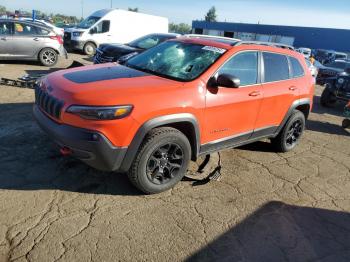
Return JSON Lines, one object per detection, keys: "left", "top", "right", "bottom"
{"left": 33, "top": 37, "right": 314, "bottom": 194}
{"left": 0, "top": 19, "right": 67, "bottom": 66}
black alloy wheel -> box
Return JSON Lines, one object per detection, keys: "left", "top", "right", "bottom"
{"left": 146, "top": 143, "right": 184, "bottom": 185}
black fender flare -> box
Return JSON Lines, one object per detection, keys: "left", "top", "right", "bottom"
{"left": 119, "top": 113, "right": 201, "bottom": 172}
{"left": 273, "top": 98, "right": 311, "bottom": 137}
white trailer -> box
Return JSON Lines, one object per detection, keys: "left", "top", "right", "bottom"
{"left": 64, "top": 9, "right": 169, "bottom": 55}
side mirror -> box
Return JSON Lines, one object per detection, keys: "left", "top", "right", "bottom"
{"left": 213, "top": 74, "right": 240, "bottom": 88}
{"left": 89, "top": 28, "right": 96, "bottom": 35}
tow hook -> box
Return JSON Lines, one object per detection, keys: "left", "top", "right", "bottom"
{"left": 60, "top": 147, "right": 72, "bottom": 156}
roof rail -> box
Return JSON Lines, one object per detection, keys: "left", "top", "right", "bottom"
{"left": 184, "top": 34, "right": 241, "bottom": 42}
{"left": 234, "top": 41, "right": 295, "bottom": 50}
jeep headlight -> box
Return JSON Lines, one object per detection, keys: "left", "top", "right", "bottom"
{"left": 66, "top": 105, "right": 133, "bottom": 120}
{"left": 338, "top": 78, "right": 345, "bottom": 84}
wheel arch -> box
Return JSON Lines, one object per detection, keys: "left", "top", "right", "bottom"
{"left": 120, "top": 113, "right": 201, "bottom": 172}
{"left": 274, "top": 98, "right": 311, "bottom": 137}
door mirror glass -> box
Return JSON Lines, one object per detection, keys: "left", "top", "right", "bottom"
{"left": 216, "top": 74, "right": 240, "bottom": 88}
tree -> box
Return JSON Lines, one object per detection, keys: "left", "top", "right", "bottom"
{"left": 205, "top": 6, "right": 217, "bottom": 22}
{"left": 0, "top": 5, "right": 6, "bottom": 14}
{"left": 128, "top": 7, "right": 139, "bottom": 12}
{"left": 169, "top": 23, "right": 192, "bottom": 34}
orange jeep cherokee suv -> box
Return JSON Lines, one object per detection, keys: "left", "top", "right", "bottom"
{"left": 33, "top": 36, "right": 314, "bottom": 194}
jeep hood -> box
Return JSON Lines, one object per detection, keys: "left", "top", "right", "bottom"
{"left": 45, "top": 64, "right": 184, "bottom": 106}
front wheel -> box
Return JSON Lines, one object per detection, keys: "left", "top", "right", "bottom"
{"left": 128, "top": 127, "right": 191, "bottom": 194}
{"left": 83, "top": 42, "right": 96, "bottom": 56}
{"left": 39, "top": 48, "right": 58, "bottom": 67}
{"left": 271, "top": 110, "right": 306, "bottom": 152}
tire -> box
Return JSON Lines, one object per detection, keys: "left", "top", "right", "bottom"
{"left": 320, "top": 84, "right": 336, "bottom": 107}
{"left": 342, "top": 119, "right": 350, "bottom": 129}
{"left": 128, "top": 127, "right": 191, "bottom": 194}
{"left": 83, "top": 42, "right": 96, "bottom": 56}
{"left": 39, "top": 48, "right": 58, "bottom": 67}
{"left": 271, "top": 110, "right": 306, "bottom": 152}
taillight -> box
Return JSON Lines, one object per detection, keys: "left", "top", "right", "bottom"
{"left": 50, "top": 35, "right": 63, "bottom": 45}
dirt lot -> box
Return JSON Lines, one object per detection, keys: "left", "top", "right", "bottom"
{"left": 0, "top": 54, "right": 349, "bottom": 262}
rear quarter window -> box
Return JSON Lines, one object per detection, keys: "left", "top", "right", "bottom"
{"left": 290, "top": 57, "right": 305, "bottom": 77}
{"left": 263, "top": 52, "right": 290, "bottom": 82}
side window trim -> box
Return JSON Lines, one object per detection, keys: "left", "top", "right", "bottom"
{"left": 213, "top": 50, "right": 261, "bottom": 88}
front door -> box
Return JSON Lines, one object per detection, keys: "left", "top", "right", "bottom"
{"left": 90, "top": 20, "right": 111, "bottom": 45}
{"left": 203, "top": 51, "right": 262, "bottom": 150}
{"left": 0, "top": 21, "right": 13, "bottom": 58}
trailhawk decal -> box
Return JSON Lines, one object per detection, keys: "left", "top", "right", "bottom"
{"left": 63, "top": 65, "right": 149, "bottom": 84}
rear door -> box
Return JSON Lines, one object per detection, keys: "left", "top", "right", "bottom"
{"left": 12, "top": 22, "right": 45, "bottom": 58}
{"left": 253, "top": 52, "right": 299, "bottom": 135}
{"left": 0, "top": 21, "right": 13, "bottom": 57}
{"left": 204, "top": 51, "right": 262, "bottom": 146}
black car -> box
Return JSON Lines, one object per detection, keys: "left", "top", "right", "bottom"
{"left": 93, "top": 33, "right": 180, "bottom": 64}
{"left": 316, "top": 60, "right": 350, "bottom": 85}
{"left": 320, "top": 68, "right": 350, "bottom": 107}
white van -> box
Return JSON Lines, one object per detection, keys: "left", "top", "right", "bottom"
{"left": 64, "top": 9, "right": 168, "bottom": 55}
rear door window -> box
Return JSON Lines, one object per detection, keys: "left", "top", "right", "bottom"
{"left": 290, "top": 57, "right": 305, "bottom": 77}
{"left": 263, "top": 52, "right": 290, "bottom": 82}
{"left": 218, "top": 51, "right": 258, "bottom": 86}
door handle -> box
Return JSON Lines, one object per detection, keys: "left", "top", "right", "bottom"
{"left": 0, "top": 37, "right": 6, "bottom": 41}
{"left": 33, "top": 38, "right": 39, "bottom": 41}
{"left": 289, "top": 86, "right": 298, "bottom": 91}
{"left": 249, "top": 91, "right": 261, "bottom": 97}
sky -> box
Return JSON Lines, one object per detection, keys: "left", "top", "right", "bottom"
{"left": 2, "top": 0, "right": 350, "bottom": 29}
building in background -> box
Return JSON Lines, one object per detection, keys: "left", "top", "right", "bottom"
{"left": 192, "top": 21, "right": 350, "bottom": 52}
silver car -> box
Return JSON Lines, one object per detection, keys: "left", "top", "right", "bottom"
{"left": 0, "top": 19, "right": 67, "bottom": 66}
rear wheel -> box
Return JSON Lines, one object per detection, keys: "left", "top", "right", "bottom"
{"left": 320, "top": 83, "right": 337, "bottom": 107}
{"left": 128, "top": 127, "right": 191, "bottom": 194}
{"left": 39, "top": 48, "right": 58, "bottom": 67}
{"left": 83, "top": 42, "right": 96, "bottom": 56}
{"left": 271, "top": 110, "right": 305, "bottom": 152}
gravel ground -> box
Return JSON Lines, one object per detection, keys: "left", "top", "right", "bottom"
{"left": 0, "top": 54, "right": 349, "bottom": 262}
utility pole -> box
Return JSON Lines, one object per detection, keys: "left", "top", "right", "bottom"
{"left": 81, "top": 0, "right": 84, "bottom": 19}
{"left": 110, "top": 0, "right": 113, "bottom": 8}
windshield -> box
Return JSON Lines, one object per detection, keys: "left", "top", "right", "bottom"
{"left": 325, "top": 61, "right": 350, "bottom": 69}
{"left": 126, "top": 41, "right": 226, "bottom": 81}
{"left": 77, "top": 16, "right": 101, "bottom": 29}
{"left": 128, "top": 35, "right": 170, "bottom": 49}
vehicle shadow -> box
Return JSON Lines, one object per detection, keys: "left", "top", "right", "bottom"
{"left": 312, "top": 95, "right": 346, "bottom": 117}
{"left": 187, "top": 201, "right": 350, "bottom": 262}
{"left": 306, "top": 119, "right": 349, "bottom": 136}
{"left": 0, "top": 60, "right": 42, "bottom": 66}
{"left": 0, "top": 102, "right": 141, "bottom": 196}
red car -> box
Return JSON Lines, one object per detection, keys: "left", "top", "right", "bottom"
{"left": 33, "top": 36, "right": 314, "bottom": 193}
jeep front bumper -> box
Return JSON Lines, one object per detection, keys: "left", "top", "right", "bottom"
{"left": 33, "top": 105, "right": 127, "bottom": 172}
